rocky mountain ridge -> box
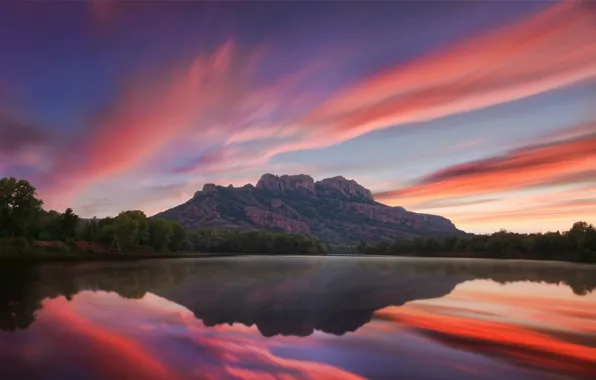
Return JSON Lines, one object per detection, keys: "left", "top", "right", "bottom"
{"left": 154, "top": 174, "right": 462, "bottom": 243}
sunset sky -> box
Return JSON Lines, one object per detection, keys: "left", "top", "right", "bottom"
{"left": 0, "top": 0, "right": 595, "bottom": 233}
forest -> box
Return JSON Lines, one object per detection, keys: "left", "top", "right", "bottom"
{"left": 355, "top": 223, "right": 596, "bottom": 262}
{"left": 0, "top": 177, "right": 326, "bottom": 257}
{"left": 1, "top": 177, "right": 594, "bottom": 262}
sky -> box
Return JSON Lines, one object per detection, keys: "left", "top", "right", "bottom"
{"left": 0, "top": 0, "right": 595, "bottom": 233}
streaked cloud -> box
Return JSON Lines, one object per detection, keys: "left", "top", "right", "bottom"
{"left": 9, "top": 0, "right": 594, "bottom": 231}
{"left": 40, "top": 42, "right": 263, "bottom": 206}
{"left": 375, "top": 125, "right": 596, "bottom": 206}
{"left": 440, "top": 185, "right": 596, "bottom": 232}
{"left": 298, "top": 0, "right": 596, "bottom": 146}
{"left": 453, "top": 193, "right": 596, "bottom": 226}
{"left": 410, "top": 198, "right": 499, "bottom": 211}
{"left": 169, "top": 0, "right": 596, "bottom": 178}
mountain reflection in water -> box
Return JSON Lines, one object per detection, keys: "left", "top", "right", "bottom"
{"left": 0, "top": 256, "right": 595, "bottom": 380}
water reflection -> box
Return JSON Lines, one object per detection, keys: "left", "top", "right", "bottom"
{"left": 0, "top": 257, "right": 595, "bottom": 379}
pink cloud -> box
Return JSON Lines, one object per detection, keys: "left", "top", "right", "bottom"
{"left": 41, "top": 42, "right": 262, "bottom": 207}
{"left": 300, "top": 0, "right": 596, "bottom": 144}
{"left": 374, "top": 125, "right": 596, "bottom": 206}
{"left": 176, "top": 0, "right": 596, "bottom": 177}
{"left": 38, "top": 0, "right": 596, "bottom": 214}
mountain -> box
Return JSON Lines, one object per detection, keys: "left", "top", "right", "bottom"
{"left": 153, "top": 174, "right": 463, "bottom": 243}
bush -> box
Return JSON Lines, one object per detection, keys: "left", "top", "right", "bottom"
{"left": 44, "top": 242, "right": 70, "bottom": 253}
{"left": 0, "top": 237, "right": 31, "bottom": 256}
{"left": 12, "top": 237, "right": 31, "bottom": 254}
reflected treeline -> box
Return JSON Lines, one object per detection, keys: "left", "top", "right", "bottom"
{"left": 156, "top": 258, "right": 461, "bottom": 337}
{"left": 1, "top": 257, "right": 595, "bottom": 334}
{"left": 0, "top": 266, "right": 43, "bottom": 331}
{"left": 402, "top": 258, "right": 596, "bottom": 296}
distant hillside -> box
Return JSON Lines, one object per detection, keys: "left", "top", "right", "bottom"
{"left": 153, "top": 174, "right": 464, "bottom": 243}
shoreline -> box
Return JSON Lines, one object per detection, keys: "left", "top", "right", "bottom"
{"left": 0, "top": 252, "right": 247, "bottom": 263}
{"left": 1, "top": 252, "right": 593, "bottom": 265}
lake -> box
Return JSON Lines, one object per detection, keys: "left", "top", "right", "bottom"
{"left": 0, "top": 256, "right": 595, "bottom": 379}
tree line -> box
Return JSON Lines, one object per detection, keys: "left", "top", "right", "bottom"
{"left": 0, "top": 177, "right": 326, "bottom": 257}
{"left": 1, "top": 176, "right": 595, "bottom": 261}
{"left": 356, "top": 222, "right": 596, "bottom": 263}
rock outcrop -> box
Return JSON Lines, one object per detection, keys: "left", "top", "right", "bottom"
{"left": 154, "top": 173, "right": 463, "bottom": 243}
{"left": 256, "top": 174, "right": 315, "bottom": 193}
{"left": 315, "top": 176, "right": 374, "bottom": 201}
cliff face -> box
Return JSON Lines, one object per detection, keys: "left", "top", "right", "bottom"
{"left": 154, "top": 174, "right": 463, "bottom": 243}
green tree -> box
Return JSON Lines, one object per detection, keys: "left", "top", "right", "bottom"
{"left": 168, "top": 221, "right": 190, "bottom": 252}
{"left": 120, "top": 210, "right": 150, "bottom": 245}
{"left": 61, "top": 208, "right": 79, "bottom": 240}
{"left": 41, "top": 210, "right": 63, "bottom": 241}
{"left": 149, "top": 219, "right": 174, "bottom": 252}
{"left": 356, "top": 241, "right": 367, "bottom": 254}
{"left": 0, "top": 177, "right": 43, "bottom": 239}
{"left": 113, "top": 213, "right": 140, "bottom": 252}
{"left": 82, "top": 217, "right": 100, "bottom": 244}
{"left": 570, "top": 221, "right": 591, "bottom": 252}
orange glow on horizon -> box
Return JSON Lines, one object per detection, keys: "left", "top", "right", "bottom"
{"left": 375, "top": 132, "right": 596, "bottom": 205}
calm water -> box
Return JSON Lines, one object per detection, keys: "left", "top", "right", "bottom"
{"left": 0, "top": 257, "right": 595, "bottom": 380}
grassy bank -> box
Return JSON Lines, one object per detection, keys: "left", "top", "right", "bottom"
{"left": 0, "top": 252, "right": 248, "bottom": 263}
{"left": 0, "top": 241, "right": 248, "bottom": 262}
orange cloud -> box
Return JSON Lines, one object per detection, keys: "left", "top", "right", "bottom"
{"left": 374, "top": 127, "right": 596, "bottom": 206}
{"left": 181, "top": 0, "right": 596, "bottom": 177}
{"left": 41, "top": 38, "right": 336, "bottom": 210}
{"left": 302, "top": 0, "right": 596, "bottom": 143}
{"left": 452, "top": 195, "right": 596, "bottom": 225}
{"left": 448, "top": 190, "right": 596, "bottom": 233}
{"left": 40, "top": 0, "right": 596, "bottom": 213}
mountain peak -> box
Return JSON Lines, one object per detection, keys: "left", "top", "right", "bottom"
{"left": 256, "top": 173, "right": 315, "bottom": 192}
{"left": 315, "top": 176, "right": 374, "bottom": 202}
{"left": 156, "top": 172, "right": 461, "bottom": 243}
{"left": 255, "top": 173, "right": 374, "bottom": 201}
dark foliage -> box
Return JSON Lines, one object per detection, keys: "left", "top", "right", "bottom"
{"left": 188, "top": 230, "right": 326, "bottom": 255}
{"left": 0, "top": 177, "right": 328, "bottom": 257}
{"left": 358, "top": 222, "right": 596, "bottom": 263}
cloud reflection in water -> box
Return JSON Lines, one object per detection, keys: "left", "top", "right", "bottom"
{"left": 0, "top": 257, "right": 595, "bottom": 379}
